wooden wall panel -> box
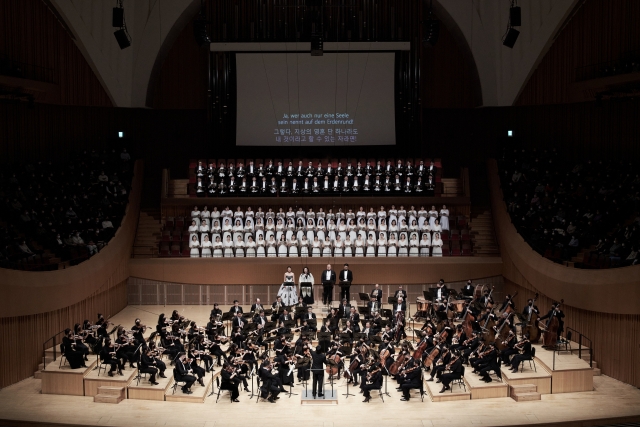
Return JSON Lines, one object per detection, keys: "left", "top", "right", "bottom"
{"left": 0, "top": 278, "right": 127, "bottom": 389}
{"left": 0, "top": 0, "right": 112, "bottom": 106}
{"left": 517, "top": 0, "right": 640, "bottom": 105}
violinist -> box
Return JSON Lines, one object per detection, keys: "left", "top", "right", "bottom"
{"left": 82, "top": 320, "right": 102, "bottom": 353}
{"left": 100, "top": 338, "right": 124, "bottom": 377}
{"left": 170, "top": 309, "right": 186, "bottom": 323}
{"left": 361, "top": 361, "right": 383, "bottom": 403}
{"left": 298, "top": 307, "right": 317, "bottom": 332}
{"left": 115, "top": 327, "right": 137, "bottom": 368}
{"left": 187, "top": 344, "right": 207, "bottom": 387}
{"left": 276, "top": 321, "right": 290, "bottom": 337}
{"left": 439, "top": 350, "right": 464, "bottom": 393}
{"left": 175, "top": 353, "right": 197, "bottom": 394}
{"left": 62, "top": 328, "right": 87, "bottom": 369}
{"left": 476, "top": 344, "right": 500, "bottom": 383}
{"left": 220, "top": 363, "right": 241, "bottom": 402}
{"left": 371, "top": 311, "right": 383, "bottom": 334}
{"left": 147, "top": 341, "right": 168, "bottom": 376}
{"left": 274, "top": 351, "right": 296, "bottom": 387}
{"left": 499, "top": 331, "right": 518, "bottom": 364}
{"left": 508, "top": 334, "right": 532, "bottom": 372}
{"left": 72, "top": 324, "right": 90, "bottom": 361}
{"left": 260, "top": 359, "right": 284, "bottom": 402}
{"left": 140, "top": 348, "right": 160, "bottom": 385}
{"left": 131, "top": 319, "right": 147, "bottom": 349}
{"left": 194, "top": 335, "right": 214, "bottom": 372}
{"left": 206, "top": 315, "right": 224, "bottom": 338}
{"left": 460, "top": 332, "right": 482, "bottom": 364}
{"left": 294, "top": 342, "right": 312, "bottom": 382}
{"left": 397, "top": 357, "right": 421, "bottom": 401}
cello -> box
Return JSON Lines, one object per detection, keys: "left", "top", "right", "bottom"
{"left": 388, "top": 351, "right": 407, "bottom": 375}
{"left": 461, "top": 301, "right": 475, "bottom": 338}
{"left": 422, "top": 343, "right": 441, "bottom": 369}
{"left": 542, "top": 299, "right": 563, "bottom": 348}
{"left": 524, "top": 293, "right": 541, "bottom": 343}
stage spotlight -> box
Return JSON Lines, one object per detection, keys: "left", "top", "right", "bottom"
{"left": 114, "top": 29, "right": 131, "bottom": 50}
{"left": 507, "top": 130, "right": 513, "bottom": 137}
{"left": 118, "top": 132, "right": 124, "bottom": 138}
{"left": 503, "top": 28, "right": 520, "bottom": 48}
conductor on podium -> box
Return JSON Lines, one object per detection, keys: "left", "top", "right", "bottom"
{"left": 339, "top": 263, "right": 354, "bottom": 302}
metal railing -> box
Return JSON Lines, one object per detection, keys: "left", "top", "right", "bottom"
{"left": 42, "top": 330, "right": 67, "bottom": 370}
{"left": 552, "top": 327, "right": 593, "bottom": 370}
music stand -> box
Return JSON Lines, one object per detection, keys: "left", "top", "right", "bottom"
{"left": 221, "top": 312, "right": 233, "bottom": 335}
{"left": 357, "top": 306, "right": 371, "bottom": 319}
{"left": 317, "top": 332, "right": 331, "bottom": 353}
{"left": 353, "top": 332, "right": 365, "bottom": 342}
{"left": 423, "top": 290, "right": 434, "bottom": 300}
{"left": 387, "top": 296, "right": 398, "bottom": 306}
{"left": 359, "top": 292, "right": 371, "bottom": 307}
{"left": 370, "top": 335, "right": 382, "bottom": 348}
{"left": 339, "top": 332, "right": 352, "bottom": 344}
{"left": 380, "top": 309, "right": 392, "bottom": 319}
{"left": 284, "top": 320, "right": 296, "bottom": 332}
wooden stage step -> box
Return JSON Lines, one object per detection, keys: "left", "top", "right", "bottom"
{"left": 424, "top": 376, "right": 470, "bottom": 402}
{"left": 510, "top": 383, "right": 537, "bottom": 395}
{"left": 512, "top": 392, "right": 541, "bottom": 402}
{"left": 593, "top": 368, "right": 601, "bottom": 376}
{"left": 83, "top": 366, "right": 137, "bottom": 397}
{"left": 33, "top": 370, "right": 42, "bottom": 379}
{"left": 165, "top": 373, "right": 213, "bottom": 403}
{"left": 94, "top": 386, "right": 125, "bottom": 404}
{"left": 501, "top": 360, "right": 552, "bottom": 395}
{"left": 463, "top": 370, "right": 509, "bottom": 399}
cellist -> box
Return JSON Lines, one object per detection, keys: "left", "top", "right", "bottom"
{"left": 539, "top": 301, "right": 565, "bottom": 346}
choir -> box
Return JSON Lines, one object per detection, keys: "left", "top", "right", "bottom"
{"left": 184, "top": 204, "right": 451, "bottom": 258}
{"left": 193, "top": 159, "right": 439, "bottom": 197}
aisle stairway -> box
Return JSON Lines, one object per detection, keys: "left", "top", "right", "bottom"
{"left": 132, "top": 209, "right": 161, "bottom": 258}
{"left": 469, "top": 207, "right": 500, "bottom": 256}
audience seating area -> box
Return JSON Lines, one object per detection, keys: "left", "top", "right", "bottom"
{"left": 498, "top": 148, "right": 639, "bottom": 268}
{"left": 188, "top": 157, "right": 443, "bottom": 197}
{"left": 159, "top": 204, "right": 472, "bottom": 258}
{"left": 0, "top": 149, "right": 134, "bottom": 270}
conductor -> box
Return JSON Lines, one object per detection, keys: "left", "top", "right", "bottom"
{"left": 321, "top": 264, "right": 337, "bottom": 306}
{"left": 310, "top": 345, "right": 326, "bottom": 398}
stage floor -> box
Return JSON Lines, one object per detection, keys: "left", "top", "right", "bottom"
{"left": 2, "top": 372, "right": 640, "bottom": 427}
{"left": 4, "top": 305, "right": 639, "bottom": 427}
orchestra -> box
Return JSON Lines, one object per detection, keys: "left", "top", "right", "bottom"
{"left": 56, "top": 279, "right": 566, "bottom": 403}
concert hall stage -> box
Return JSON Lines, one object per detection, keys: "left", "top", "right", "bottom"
{"left": 9, "top": 305, "right": 638, "bottom": 427}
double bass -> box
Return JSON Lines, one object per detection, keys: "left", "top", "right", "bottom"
{"left": 524, "top": 293, "right": 541, "bottom": 343}
{"left": 461, "top": 301, "right": 475, "bottom": 338}
{"left": 542, "top": 299, "right": 563, "bottom": 348}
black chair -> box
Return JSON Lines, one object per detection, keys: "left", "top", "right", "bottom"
{"left": 216, "top": 380, "right": 235, "bottom": 403}
{"left": 451, "top": 365, "right": 466, "bottom": 392}
{"left": 134, "top": 352, "right": 146, "bottom": 385}
{"left": 520, "top": 347, "right": 537, "bottom": 373}
{"left": 96, "top": 353, "right": 110, "bottom": 377}
{"left": 171, "top": 368, "right": 187, "bottom": 394}
{"left": 59, "top": 343, "right": 67, "bottom": 368}
{"left": 559, "top": 331, "right": 572, "bottom": 353}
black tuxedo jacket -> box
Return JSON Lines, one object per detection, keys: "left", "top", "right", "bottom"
{"left": 394, "top": 290, "right": 408, "bottom": 300}
{"left": 251, "top": 304, "right": 264, "bottom": 313}
{"left": 339, "top": 269, "right": 353, "bottom": 283}
{"left": 229, "top": 306, "right": 243, "bottom": 314}
{"left": 393, "top": 301, "right": 407, "bottom": 312}
{"left": 321, "top": 270, "right": 336, "bottom": 285}
{"left": 338, "top": 303, "right": 351, "bottom": 318}
{"left": 370, "top": 289, "right": 383, "bottom": 302}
